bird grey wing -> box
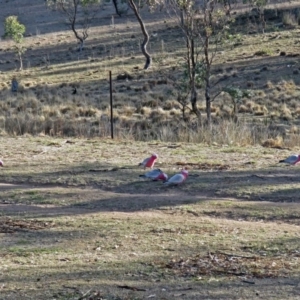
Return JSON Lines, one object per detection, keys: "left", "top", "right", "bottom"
{"left": 165, "top": 174, "right": 183, "bottom": 184}
{"left": 140, "top": 169, "right": 161, "bottom": 178}
{"left": 286, "top": 155, "right": 298, "bottom": 164}
{"left": 146, "top": 169, "right": 161, "bottom": 178}
{"left": 141, "top": 157, "right": 150, "bottom": 166}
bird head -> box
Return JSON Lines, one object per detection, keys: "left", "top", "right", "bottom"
{"left": 152, "top": 153, "right": 158, "bottom": 159}
{"left": 0, "top": 160, "right": 3, "bottom": 167}
{"left": 181, "top": 169, "right": 189, "bottom": 177}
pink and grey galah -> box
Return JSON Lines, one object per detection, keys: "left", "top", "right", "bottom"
{"left": 164, "top": 169, "right": 188, "bottom": 186}
{"left": 139, "top": 153, "right": 158, "bottom": 169}
{"left": 0, "top": 159, "right": 3, "bottom": 167}
{"left": 139, "top": 169, "right": 168, "bottom": 181}
{"left": 279, "top": 154, "right": 300, "bottom": 165}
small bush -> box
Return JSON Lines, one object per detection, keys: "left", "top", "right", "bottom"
{"left": 282, "top": 12, "right": 297, "bottom": 26}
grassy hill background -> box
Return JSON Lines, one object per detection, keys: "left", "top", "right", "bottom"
{"left": 0, "top": 0, "right": 299, "bottom": 145}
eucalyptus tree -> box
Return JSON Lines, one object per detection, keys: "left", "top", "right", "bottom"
{"left": 167, "top": 0, "right": 235, "bottom": 125}
{"left": 3, "top": 16, "right": 26, "bottom": 70}
{"left": 127, "top": 0, "right": 166, "bottom": 70}
{"left": 46, "top": 0, "right": 102, "bottom": 52}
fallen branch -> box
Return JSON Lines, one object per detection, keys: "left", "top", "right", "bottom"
{"left": 250, "top": 174, "right": 266, "bottom": 180}
{"left": 117, "top": 285, "right": 146, "bottom": 291}
{"left": 241, "top": 280, "right": 255, "bottom": 284}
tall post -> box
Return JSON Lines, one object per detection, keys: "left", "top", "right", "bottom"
{"left": 109, "top": 71, "right": 114, "bottom": 139}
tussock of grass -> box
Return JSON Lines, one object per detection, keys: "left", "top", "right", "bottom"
{"left": 262, "top": 136, "right": 283, "bottom": 148}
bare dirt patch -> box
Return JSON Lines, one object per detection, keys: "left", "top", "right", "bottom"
{"left": 0, "top": 216, "right": 55, "bottom": 233}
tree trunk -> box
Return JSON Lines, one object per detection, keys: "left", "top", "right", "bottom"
{"left": 18, "top": 51, "right": 23, "bottom": 71}
{"left": 189, "top": 38, "right": 201, "bottom": 120}
{"left": 112, "top": 0, "right": 122, "bottom": 17}
{"left": 204, "top": 34, "right": 211, "bottom": 126}
{"left": 205, "top": 81, "right": 211, "bottom": 125}
{"left": 79, "top": 39, "right": 84, "bottom": 52}
{"left": 128, "top": 0, "right": 152, "bottom": 69}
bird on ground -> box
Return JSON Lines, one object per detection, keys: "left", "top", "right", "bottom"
{"left": 72, "top": 87, "right": 77, "bottom": 95}
{"left": 164, "top": 169, "right": 188, "bottom": 186}
{"left": 0, "top": 159, "right": 3, "bottom": 167}
{"left": 138, "top": 153, "right": 158, "bottom": 169}
{"left": 279, "top": 154, "right": 300, "bottom": 165}
{"left": 139, "top": 169, "right": 168, "bottom": 181}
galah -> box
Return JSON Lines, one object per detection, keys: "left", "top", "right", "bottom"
{"left": 279, "top": 154, "right": 300, "bottom": 165}
{"left": 139, "top": 169, "right": 168, "bottom": 181}
{"left": 164, "top": 169, "right": 188, "bottom": 186}
{"left": 139, "top": 153, "right": 158, "bottom": 169}
{"left": 0, "top": 159, "right": 3, "bottom": 167}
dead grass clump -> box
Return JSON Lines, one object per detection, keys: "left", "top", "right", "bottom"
{"left": 0, "top": 102, "right": 9, "bottom": 112}
{"left": 143, "top": 99, "right": 159, "bottom": 108}
{"left": 294, "top": 106, "right": 300, "bottom": 118}
{"left": 264, "top": 80, "right": 274, "bottom": 89}
{"left": 238, "top": 104, "right": 250, "bottom": 113}
{"left": 76, "top": 107, "right": 99, "bottom": 117}
{"left": 121, "top": 106, "right": 135, "bottom": 117}
{"left": 216, "top": 104, "right": 232, "bottom": 117}
{"left": 285, "top": 134, "right": 300, "bottom": 148}
{"left": 262, "top": 136, "right": 283, "bottom": 148}
{"left": 289, "top": 99, "right": 299, "bottom": 109}
{"left": 245, "top": 100, "right": 255, "bottom": 110}
{"left": 282, "top": 12, "right": 298, "bottom": 27}
{"left": 169, "top": 108, "right": 181, "bottom": 116}
{"left": 134, "top": 120, "right": 152, "bottom": 131}
{"left": 280, "top": 112, "right": 293, "bottom": 121}
{"left": 289, "top": 125, "right": 299, "bottom": 134}
{"left": 279, "top": 104, "right": 293, "bottom": 121}
{"left": 210, "top": 105, "right": 218, "bottom": 113}
{"left": 163, "top": 99, "right": 180, "bottom": 110}
{"left": 42, "top": 105, "right": 61, "bottom": 118}
{"left": 278, "top": 80, "right": 296, "bottom": 92}
{"left": 117, "top": 115, "right": 133, "bottom": 127}
{"left": 149, "top": 108, "right": 168, "bottom": 122}
{"left": 253, "top": 105, "right": 268, "bottom": 116}
{"left": 60, "top": 105, "right": 74, "bottom": 115}
{"left": 140, "top": 106, "right": 152, "bottom": 116}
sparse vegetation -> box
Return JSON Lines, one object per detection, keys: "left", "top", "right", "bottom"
{"left": 0, "top": 2, "right": 300, "bottom": 299}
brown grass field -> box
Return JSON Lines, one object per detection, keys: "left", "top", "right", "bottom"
{"left": 0, "top": 0, "right": 300, "bottom": 299}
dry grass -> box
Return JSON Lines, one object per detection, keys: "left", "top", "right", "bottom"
{"left": 0, "top": 136, "right": 300, "bottom": 299}
{"left": 1, "top": 5, "right": 300, "bottom": 143}
{"left": 262, "top": 136, "right": 284, "bottom": 149}
{"left": 1, "top": 2, "right": 300, "bottom": 297}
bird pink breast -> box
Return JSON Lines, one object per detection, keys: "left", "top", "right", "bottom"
{"left": 145, "top": 156, "right": 157, "bottom": 168}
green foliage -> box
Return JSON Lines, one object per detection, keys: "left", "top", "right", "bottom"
{"left": 223, "top": 33, "right": 243, "bottom": 44}
{"left": 181, "top": 60, "right": 206, "bottom": 91}
{"left": 3, "top": 15, "right": 26, "bottom": 69}
{"left": 223, "top": 87, "right": 252, "bottom": 101}
{"left": 3, "top": 16, "right": 25, "bottom": 44}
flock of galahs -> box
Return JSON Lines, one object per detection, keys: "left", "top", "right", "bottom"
{"left": 0, "top": 153, "right": 299, "bottom": 178}
{"left": 137, "top": 152, "right": 300, "bottom": 186}
{"left": 138, "top": 153, "right": 189, "bottom": 185}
